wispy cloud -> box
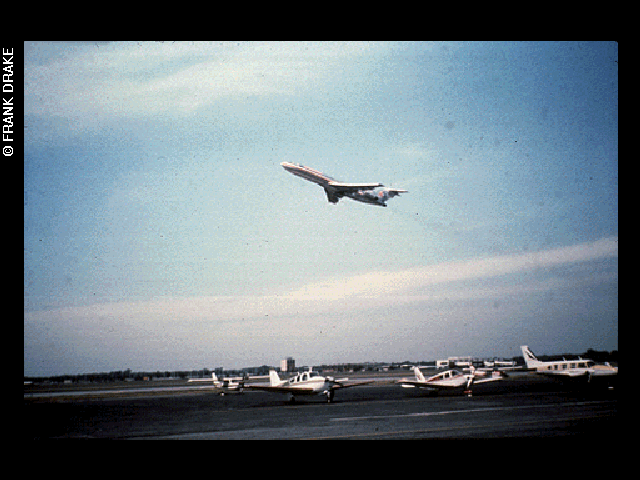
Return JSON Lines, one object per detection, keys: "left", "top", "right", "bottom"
{"left": 25, "top": 236, "right": 617, "bottom": 323}
{"left": 25, "top": 42, "right": 392, "bottom": 122}
{"left": 284, "top": 236, "right": 618, "bottom": 301}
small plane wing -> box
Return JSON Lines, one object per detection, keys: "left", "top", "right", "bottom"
{"left": 398, "top": 379, "right": 464, "bottom": 389}
{"left": 332, "top": 379, "right": 376, "bottom": 389}
{"left": 244, "top": 385, "right": 317, "bottom": 394}
{"left": 244, "top": 379, "right": 374, "bottom": 394}
{"left": 398, "top": 379, "right": 430, "bottom": 388}
{"left": 473, "top": 375, "right": 506, "bottom": 384}
{"left": 541, "top": 370, "right": 589, "bottom": 378}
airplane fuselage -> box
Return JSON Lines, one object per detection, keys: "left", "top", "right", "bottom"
{"left": 281, "top": 162, "right": 336, "bottom": 186}
{"left": 422, "top": 370, "right": 469, "bottom": 389}
{"left": 400, "top": 369, "right": 469, "bottom": 390}
{"left": 283, "top": 370, "right": 335, "bottom": 394}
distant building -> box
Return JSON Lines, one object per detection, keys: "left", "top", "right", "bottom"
{"left": 280, "top": 357, "right": 295, "bottom": 372}
{"left": 438, "top": 356, "right": 515, "bottom": 369}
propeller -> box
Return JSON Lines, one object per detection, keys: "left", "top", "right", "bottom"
{"left": 464, "top": 366, "right": 476, "bottom": 397}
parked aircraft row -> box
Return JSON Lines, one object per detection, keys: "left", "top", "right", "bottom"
{"left": 188, "top": 345, "right": 617, "bottom": 403}
{"left": 190, "top": 369, "right": 373, "bottom": 402}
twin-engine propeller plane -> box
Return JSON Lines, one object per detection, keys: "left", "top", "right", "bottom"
{"left": 280, "top": 162, "right": 407, "bottom": 207}
{"left": 399, "top": 366, "right": 506, "bottom": 397}
{"left": 520, "top": 345, "right": 618, "bottom": 384}
{"left": 246, "top": 368, "right": 373, "bottom": 403}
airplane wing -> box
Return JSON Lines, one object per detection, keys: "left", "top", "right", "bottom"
{"left": 589, "top": 368, "right": 617, "bottom": 377}
{"left": 328, "top": 181, "right": 383, "bottom": 192}
{"left": 246, "top": 380, "right": 374, "bottom": 393}
{"left": 540, "top": 370, "right": 589, "bottom": 378}
{"left": 473, "top": 376, "right": 506, "bottom": 384}
{"left": 426, "top": 383, "right": 466, "bottom": 390}
{"left": 470, "top": 370, "right": 508, "bottom": 384}
{"left": 398, "top": 379, "right": 432, "bottom": 388}
{"left": 244, "top": 385, "right": 317, "bottom": 395}
{"left": 332, "top": 379, "right": 376, "bottom": 389}
{"left": 397, "top": 379, "right": 460, "bottom": 389}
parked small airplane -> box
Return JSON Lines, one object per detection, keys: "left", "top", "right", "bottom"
{"left": 280, "top": 162, "right": 407, "bottom": 207}
{"left": 246, "top": 368, "right": 372, "bottom": 403}
{"left": 187, "top": 373, "right": 246, "bottom": 395}
{"left": 399, "top": 366, "right": 506, "bottom": 396}
{"left": 520, "top": 345, "right": 617, "bottom": 382}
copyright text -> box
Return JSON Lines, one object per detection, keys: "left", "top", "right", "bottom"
{"left": 2, "top": 48, "right": 13, "bottom": 156}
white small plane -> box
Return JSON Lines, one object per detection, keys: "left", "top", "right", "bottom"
{"left": 246, "top": 368, "right": 372, "bottom": 403}
{"left": 520, "top": 345, "right": 618, "bottom": 382}
{"left": 399, "top": 366, "right": 506, "bottom": 396}
{"left": 187, "top": 373, "right": 246, "bottom": 395}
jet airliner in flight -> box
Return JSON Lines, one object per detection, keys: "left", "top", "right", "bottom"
{"left": 280, "top": 162, "right": 407, "bottom": 207}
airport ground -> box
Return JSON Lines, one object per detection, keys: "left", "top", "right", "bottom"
{"left": 24, "top": 372, "right": 617, "bottom": 440}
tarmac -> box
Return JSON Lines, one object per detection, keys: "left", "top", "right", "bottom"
{"left": 24, "top": 374, "right": 618, "bottom": 440}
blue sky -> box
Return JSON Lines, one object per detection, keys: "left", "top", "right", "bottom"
{"left": 24, "top": 41, "right": 618, "bottom": 376}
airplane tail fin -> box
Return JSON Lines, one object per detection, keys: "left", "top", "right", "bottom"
{"left": 413, "top": 366, "right": 426, "bottom": 382}
{"left": 521, "top": 345, "right": 542, "bottom": 368}
{"left": 385, "top": 188, "right": 408, "bottom": 198}
{"left": 377, "top": 188, "right": 407, "bottom": 206}
{"left": 212, "top": 373, "right": 218, "bottom": 382}
{"left": 269, "top": 370, "right": 284, "bottom": 386}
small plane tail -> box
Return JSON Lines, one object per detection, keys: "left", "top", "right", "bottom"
{"left": 269, "top": 370, "right": 284, "bottom": 387}
{"left": 521, "top": 345, "right": 542, "bottom": 368}
{"left": 212, "top": 372, "right": 218, "bottom": 382}
{"left": 413, "top": 366, "right": 426, "bottom": 382}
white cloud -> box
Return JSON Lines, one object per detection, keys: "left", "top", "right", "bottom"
{"left": 24, "top": 41, "right": 391, "bottom": 124}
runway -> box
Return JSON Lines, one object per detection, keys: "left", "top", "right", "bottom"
{"left": 25, "top": 377, "right": 617, "bottom": 440}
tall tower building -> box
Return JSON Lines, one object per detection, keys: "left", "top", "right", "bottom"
{"left": 280, "top": 357, "right": 295, "bottom": 372}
